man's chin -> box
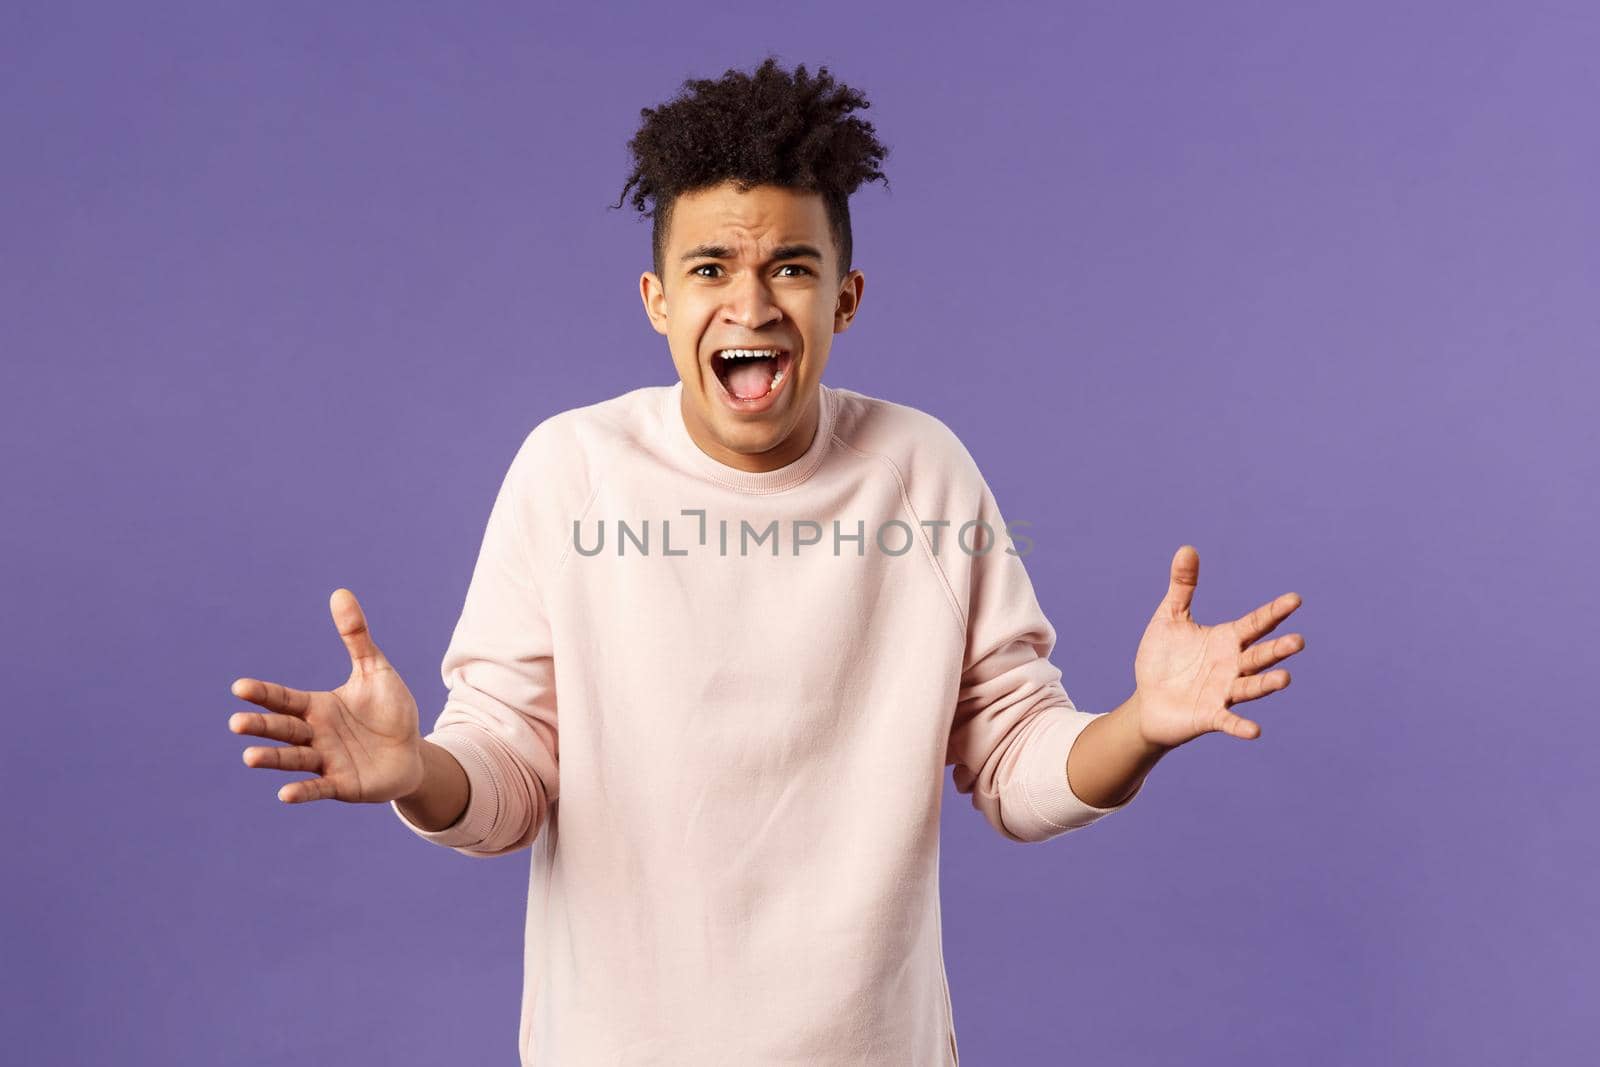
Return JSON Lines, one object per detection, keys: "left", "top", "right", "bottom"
{"left": 707, "top": 416, "right": 784, "bottom": 453}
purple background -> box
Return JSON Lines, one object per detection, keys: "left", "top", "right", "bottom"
{"left": 4, "top": 3, "right": 1594, "bottom": 1063}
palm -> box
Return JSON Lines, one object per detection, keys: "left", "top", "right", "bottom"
{"left": 1132, "top": 546, "right": 1305, "bottom": 749}
{"left": 228, "top": 589, "right": 426, "bottom": 804}
{"left": 305, "top": 668, "right": 422, "bottom": 799}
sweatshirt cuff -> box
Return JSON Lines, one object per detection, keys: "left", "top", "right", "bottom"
{"left": 389, "top": 727, "right": 503, "bottom": 851}
{"left": 1015, "top": 707, "right": 1144, "bottom": 840}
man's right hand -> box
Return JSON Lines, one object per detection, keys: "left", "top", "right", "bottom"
{"left": 228, "top": 588, "right": 426, "bottom": 805}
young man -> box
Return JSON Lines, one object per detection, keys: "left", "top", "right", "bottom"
{"left": 227, "top": 58, "right": 1305, "bottom": 1065}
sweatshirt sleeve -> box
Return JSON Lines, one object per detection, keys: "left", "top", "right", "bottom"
{"left": 944, "top": 470, "right": 1144, "bottom": 845}
{"left": 390, "top": 429, "right": 560, "bottom": 858}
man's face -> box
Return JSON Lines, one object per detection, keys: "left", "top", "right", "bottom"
{"left": 640, "top": 181, "right": 865, "bottom": 474}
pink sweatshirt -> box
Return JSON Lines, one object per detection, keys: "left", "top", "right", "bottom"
{"left": 391, "top": 379, "right": 1142, "bottom": 1064}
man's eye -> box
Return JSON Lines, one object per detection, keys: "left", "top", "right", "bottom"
{"left": 690, "top": 264, "right": 812, "bottom": 278}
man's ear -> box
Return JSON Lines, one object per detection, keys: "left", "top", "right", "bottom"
{"left": 833, "top": 269, "right": 865, "bottom": 333}
{"left": 640, "top": 272, "right": 669, "bottom": 337}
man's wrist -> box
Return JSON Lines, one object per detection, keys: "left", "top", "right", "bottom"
{"left": 1110, "top": 689, "right": 1176, "bottom": 759}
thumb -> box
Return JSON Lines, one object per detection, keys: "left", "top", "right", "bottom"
{"left": 330, "top": 588, "right": 388, "bottom": 671}
{"left": 1161, "top": 544, "right": 1200, "bottom": 620}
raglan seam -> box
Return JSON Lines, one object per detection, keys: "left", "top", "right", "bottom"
{"left": 554, "top": 477, "right": 604, "bottom": 578}
{"left": 505, "top": 451, "right": 550, "bottom": 607}
{"left": 829, "top": 433, "right": 969, "bottom": 641}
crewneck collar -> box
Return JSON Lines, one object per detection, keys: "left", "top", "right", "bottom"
{"left": 660, "top": 379, "right": 836, "bottom": 495}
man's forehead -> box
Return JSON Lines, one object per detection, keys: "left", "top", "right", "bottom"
{"left": 670, "top": 185, "right": 828, "bottom": 253}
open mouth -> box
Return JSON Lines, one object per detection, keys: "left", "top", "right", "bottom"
{"left": 710, "top": 347, "right": 794, "bottom": 403}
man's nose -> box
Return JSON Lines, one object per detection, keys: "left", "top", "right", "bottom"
{"left": 721, "top": 272, "right": 783, "bottom": 330}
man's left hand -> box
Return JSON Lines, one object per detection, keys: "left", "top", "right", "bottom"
{"left": 1131, "top": 544, "right": 1306, "bottom": 749}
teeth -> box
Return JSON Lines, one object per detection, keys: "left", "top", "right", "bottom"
{"left": 718, "top": 348, "right": 783, "bottom": 360}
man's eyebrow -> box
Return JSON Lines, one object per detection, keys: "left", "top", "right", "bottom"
{"left": 679, "top": 243, "right": 824, "bottom": 264}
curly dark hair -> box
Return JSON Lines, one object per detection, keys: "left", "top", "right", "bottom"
{"left": 611, "top": 55, "right": 891, "bottom": 286}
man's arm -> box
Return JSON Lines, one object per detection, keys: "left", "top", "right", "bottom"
{"left": 1065, "top": 692, "right": 1170, "bottom": 809}
{"left": 1066, "top": 545, "right": 1306, "bottom": 808}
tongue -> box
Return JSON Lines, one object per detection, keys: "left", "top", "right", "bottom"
{"left": 725, "top": 359, "right": 775, "bottom": 400}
